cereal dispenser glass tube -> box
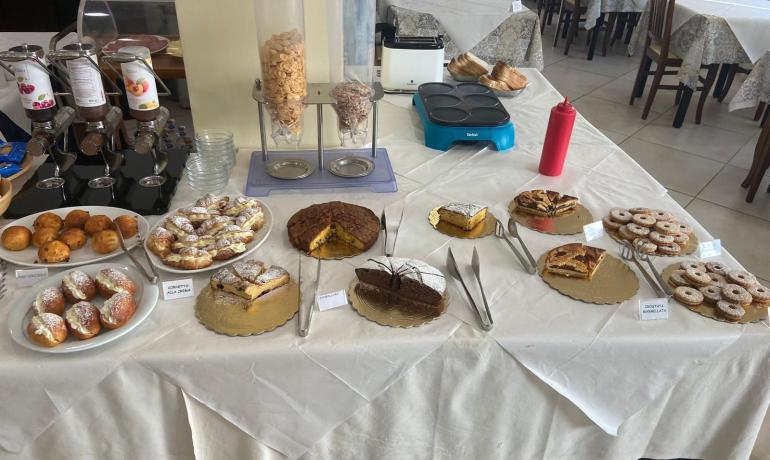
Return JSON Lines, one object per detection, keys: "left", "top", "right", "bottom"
{"left": 327, "top": 0, "right": 376, "bottom": 145}
{"left": 254, "top": 0, "right": 307, "bottom": 146}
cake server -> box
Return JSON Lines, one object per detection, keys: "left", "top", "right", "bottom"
{"left": 382, "top": 206, "right": 404, "bottom": 257}
{"left": 111, "top": 222, "right": 158, "bottom": 284}
{"left": 446, "top": 247, "right": 492, "bottom": 331}
{"left": 507, "top": 218, "right": 538, "bottom": 273}
{"left": 620, "top": 241, "right": 666, "bottom": 298}
{"left": 494, "top": 219, "right": 531, "bottom": 273}
{"left": 471, "top": 247, "right": 494, "bottom": 328}
{"left": 633, "top": 240, "right": 673, "bottom": 297}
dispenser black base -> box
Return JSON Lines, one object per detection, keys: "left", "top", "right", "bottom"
{"left": 5, "top": 149, "right": 190, "bottom": 218}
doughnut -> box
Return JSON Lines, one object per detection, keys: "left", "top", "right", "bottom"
{"left": 705, "top": 262, "right": 729, "bottom": 277}
{"left": 716, "top": 300, "right": 745, "bottom": 322}
{"left": 699, "top": 285, "right": 722, "bottom": 305}
{"left": 33, "top": 212, "right": 63, "bottom": 231}
{"left": 721, "top": 283, "right": 753, "bottom": 307}
{"left": 654, "top": 221, "right": 679, "bottom": 235}
{"left": 65, "top": 301, "right": 101, "bottom": 340}
{"left": 629, "top": 207, "right": 653, "bottom": 215}
{"left": 2, "top": 226, "right": 32, "bottom": 251}
{"left": 677, "top": 222, "right": 693, "bottom": 235}
{"left": 32, "top": 287, "right": 65, "bottom": 316}
{"left": 164, "top": 216, "right": 196, "bottom": 238}
{"left": 626, "top": 223, "right": 650, "bottom": 238}
{"left": 162, "top": 247, "right": 213, "bottom": 270}
{"left": 748, "top": 284, "right": 770, "bottom": 305}
{"left": 649, "top": 231, "right": 675, "bottom": 245}
{"left": 114, "top": 215, "right": 139, "bottom": 238}
{"left": 634, "top": 238, "right": 657, "bottom": 255}
{"left": 84, "top": 215, "right": 112, "bottom": 235}
{"left": 100, "top": 292, "right": 138, "bottom": 329}
{"left": 63, "top": 209, "right": 90, "bottom": 229}
{"left": 148, "top": 227, "right": 175, "bottom": 257}
{"left": 38, "top": 240, "right": 70, "bottom": 263}
{"left": 673, "top": 286, "right": 704, "bottom": 306}
{"left": 61, "top": 270, "right": 97, "bottom": 303}
{"left": 657, "top": 242, "right": 681, "bottom": 256}
{"left": 680, "top": 261, "right": 706, "bottom": 272}
{"left": 618, "top": 225, "right": 637, "bottom": 241}
{"left": 609, "top": 208, "right": 632, "bottom": 224}
{"left": 652, "top": 209, "right": 674, "bottom": 222}
{"left": 32, "top": 227, "right": 58, "bottom": 248}
{"left": 707, "top": 272, "right": 727, "bottom": 287}
{"left": 95, "top": 268, "right": 137, "bottom": 298}
{"left": 685, "top": 268, "right": 712, "bottom": 287}
{"left": 673, "top": 232, "right": 690, "bottom": 246}
{"left": 27, "top": 313, "right": 67, "bottom": 347}
{"left": 632, "top": 214, "right": 656, "bottom": 228}
{"left": 669, "top": 270, "right": 692, "bottom": 287}
{"left": 727, "top": 270, "right": 757, "bottom": 288}
{"left": 196, "top": 216, "right": 231, "bottom": 236}
{"left": 602, "top": 216, "right": 622, "bottom": 231}
{"left": 59, "top": 227, "right": 87, "bottom": 250}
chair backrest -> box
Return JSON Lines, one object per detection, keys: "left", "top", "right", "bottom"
{"left": 647, "top": 0, "right": 676, "bottom": 52}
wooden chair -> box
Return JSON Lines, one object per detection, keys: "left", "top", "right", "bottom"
{"left": 538, "top": 0, "right": 561, "bottom": 33}
{"left": 741, "top": 114, "right": 770, "bottom": 202}
{"left": 629, "top": 0, "right": 720, "bottom": 124}
{"left": 554, "top": 0, "right": 587, "bottom": 55}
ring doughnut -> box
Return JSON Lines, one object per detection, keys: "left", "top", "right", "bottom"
{"left": 634, "top": 238, "right": 657, "bottom": 255}
{"left": 705, "top": 262, "right": 729, "bottom": 276}
{"left": 610, "top": 208, "right": 633, "bottom": 224}
{"left": 603, "top": 216, "right": 622, "bottom": 231}
{"left": 716, "top": 300, "right": 745, "bottom": 322}
{"left": 654, "top": 221, "right": 679, "bottom": 235}
{"left": 680, "top": 261, "right": 706, "bottom": 272}
{"left": 626, "top": 223, "right": 650, "bottom": 238}
{"left": 669, "top": 269, "right": 691, "bottom": 287}
{"left": 685, "top": 267, "right": 712, "bottom": 287}
{"left": 677, "top": 222, "right": 693, "bottom": 235}
{"left": 649, "top": 231, "right": 675, "bottom": 245}
{"left": 632, "top": 214, "right": 656, "bottom": 228}
{"left": 727, "top": 270, "right": 757, "bottom": 288}
{"left": 674, "top": 286, "right": 704, "bottom": 306}
{"left": 618, "top": 225, "right": 637, "bottom": 241}
{"left": 707, "top": 272, "right": 727, "bottom": 287}
{"left": 629, "top": 207, "right": 653, "bottom": 215}
{"left": 652, "top": 209, "right": 674, "bottom": 222}
{"left": 657, "top": 242, "right": 681, "bottom": 256}
{"left": 699, "top": 285, "right": 722, "bottom": 305}
{"left": 748, "top": 284, "right": 770, "bottom": 305}
{"left": 673, "top": 232, "right": 690, "bottom": 245}
{"left": 721, "top": 283, "right": 753, "bottom": 306}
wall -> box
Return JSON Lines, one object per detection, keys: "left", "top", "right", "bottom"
{"left": 175, "top": 0, "right": 334, "bottom": 148}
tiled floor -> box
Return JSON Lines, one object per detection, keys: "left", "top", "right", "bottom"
{"left": 536, "top": 16, "right": 769, "bottom": 284}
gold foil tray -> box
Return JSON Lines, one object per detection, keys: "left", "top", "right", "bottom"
{"left": 307, "top": 239, "right": 374, "bottom": 260}
{"left": 537, "top": 252, "right": 639, "bottom": 304}
{"left": 428, "top": 207, "right": 496, "bottom": 239}
{"left": 348, "top": 280, "right": 448, "bottom": 328}
{"left": 508, "top": 201, "right": 593, "bottom": 235}
{"left": 195, "top": 281, "right": 299, "bottom": 336}
{"left": 662, "top": 263, "right": 768, "bottom": 324}
{"left": 607, "top": 229, "right": 698, "bottom": 257}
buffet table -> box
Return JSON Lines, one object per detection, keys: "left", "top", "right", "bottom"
{"left": 2, "top": 69, "right": 770, "bottom": 459}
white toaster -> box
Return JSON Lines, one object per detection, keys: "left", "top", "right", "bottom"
{"left": 380, "top": 35, "right": 445, "bottom": 93}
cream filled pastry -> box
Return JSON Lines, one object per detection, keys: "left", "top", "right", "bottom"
{"left": 27, "top": 313, "right": 67, "bottom": 347}
{"left": 95, "top": 268, "right": 137, "bottom": 298}
{"left": 65, "top": 302, "right": 101, "bottom": 340}
{"left": 61, "top": 270, "right": 96, "bottom": 303}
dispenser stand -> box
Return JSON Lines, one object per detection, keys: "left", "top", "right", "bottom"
{"left": 245, "top": 81, "right": 397, "bottom": 196}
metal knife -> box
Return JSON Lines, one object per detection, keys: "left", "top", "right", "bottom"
{"left": 471, "top": 247, "right": 494, "bottom": 328}
{"left": 299, "top": 257, "right": 321, "bottom": 337}
{"left": 446, "top": 247, "right": 493, "bottom": 331}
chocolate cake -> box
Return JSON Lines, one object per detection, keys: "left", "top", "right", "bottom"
{"left": 354, "top": 256, "right": 446, "bottom": 311}
{"left": 287, "top": 201, "right": 380, "bottom": 253}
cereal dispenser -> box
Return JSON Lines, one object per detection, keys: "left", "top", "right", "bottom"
{"left": 254, "top": 0, "right": 307, "bottom": 146}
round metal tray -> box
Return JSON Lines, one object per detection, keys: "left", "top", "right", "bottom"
{"left": 266, "top": 158, "right": 315, "bottom": 180}
{"left": 327, "top": 156, "right": 374, "bottom": 178}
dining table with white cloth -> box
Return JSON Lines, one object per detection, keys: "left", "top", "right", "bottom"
{"left": 1, "top": 68, "right": 770, "bottom": 460}
{"left": 730, "top": 49, "right": 770, "bottom": 114}
{"left": 584, "top": 0, "right": 647, "bottom": 30}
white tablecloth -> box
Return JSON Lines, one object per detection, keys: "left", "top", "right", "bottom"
{"left": 730, "top": 50, "right": 770, "bottom": 112}
{"left": 584, "top": 0, "right": 648, "bottom": 30}
{"left": 2, "top": 69, "right": 770, "bottom": 459}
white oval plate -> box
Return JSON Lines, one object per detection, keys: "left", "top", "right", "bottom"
{"left": 0, "top": 206, "right": 150, "bottom": 268}
{"left": 7, "top": 263, "right": 159, "bottom": 354}
{"left": 144, "top": 196, "right": 273, "bottom": 274}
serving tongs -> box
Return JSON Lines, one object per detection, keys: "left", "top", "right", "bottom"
{"left": 446, "top": 247, "right": 493, "bottom": 331}
{"left": 633, "top": 239, "right": 673, "bottom": 297}
{"left": 299, "top": 256, "right": 321, "bottom": 337}
{"left": 619, "top": 241, "right": 666, "bottom": 298}
{"left": 111, "top": 221, "right": 158, "bottom": 284}
{"left": 494, "top": 219, "right": 533, "bottom": 273}
{"left": 508, "top": 218, "right": 538, "bottom": 272}
{"left": 381, "top": 207, "right": 405, "bottom": 257}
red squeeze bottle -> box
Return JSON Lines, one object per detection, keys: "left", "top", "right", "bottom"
{"left": 539, "top": 97, "right": 576, "bottom": 176}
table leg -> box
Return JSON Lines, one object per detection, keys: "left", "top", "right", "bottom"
{"left": 673, "top": 87, "right": 693, "bottom": 128}
{"left": 587, "top": 15, "right": 604, "bottom": 60}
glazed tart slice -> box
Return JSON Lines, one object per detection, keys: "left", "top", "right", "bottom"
{"left": 544, "top": 243, "right": 606, "bottom": 279}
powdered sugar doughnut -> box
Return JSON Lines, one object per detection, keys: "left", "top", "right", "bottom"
{"left": 609, "top": 208, "right": 632, "bottom": 224}
{"left": 632, "top": 214, "right": 656, "bottom": 228}
{"left": 673, "top": 232, "right": 690, "bottom": 245}
{"left": 707, "top": 272, "right": 727, "bottom": 287}
{"left": 626, "top": 223, "right": 650, "bottom": 238}
{"left": 618, "top": 225, "right": 637, "bottom": 241}
{"left": 716, "top": 300, "right": 745, "bottom": 322}
{"left": 727, "top": 270, "right": 757, "bottom": 288}
{"left": 654, "top": 221, "right": 679, "bottom": 235}
{"left": 602, "top": 216, "right": 622, "bottom": 231}
{"left": 699, "top": 285, "right": 722, "bottom": 305}
{"left": 685, "top": 267, "right": 712, "bottom": 287}
{"left": 657, "top": 242, "right": 681, "bottom": 255}
{"left": 669, "top": 270, "right": 691, "bottom": 287}
{"left": 652, "top": 209, "right": 674, "bottom": 222}
{"left": 634, "top": 238, "right": 657, "bottom": 255}
{"left": 629, "top": 207, "right": 652, "bottom": 215}
{"left": 649, "top": 231, "right": 674, "bottom": 245}
{"left": 721, "top": 283, "right": 752, "bottom": 306}
{"left": 680, "top": 261, "right": 706, "bottom": 272}
{"left": 674, "top": 286, "right": 704, "bottom": 306}
{"left": 677, "top": 222, "right": 693, "bottom": 235}
{"left": 705, "top": 262, "right": 729, "bottom": 277}
{"left": 748, "top": 284, "right": 770, "bottom": 305}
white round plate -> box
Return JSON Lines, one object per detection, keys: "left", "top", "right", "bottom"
{"left": 7, "top": 263, "right": 159, "bottom": 354}
{"left": 0, "top": 206, "right": 150, "bottom": 268}
{"left": 144, "top": 196, "right": 273, "bottom": 274}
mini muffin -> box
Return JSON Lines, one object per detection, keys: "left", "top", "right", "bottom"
{"left": 59, "top": 227, "right": 88, "bottom": 250}
{"left": 31, "top": 287, "right": 66, "bottom": 315}
{"left": 27, "top": 313, "right": 67, "bottom": 347}
{"left": 84, "top": 215, "right": 112, "bottom": 235}
{"left": 63, "top": 209, "right": 91, "bottom": 229}
{"left": 33, "top": 212, "right": 63, "bottom": 232}
{"left": 64, "top": 302, "right": 102, "bottom": 340}
{"left": 38, "top": 240, "right": 70, "bottom": 263}
{"left": 100, "top": 292, "right": 138, "bottom": 329}
{"left": 32, "top": 227, "right": 58, "bottom": 248}
{"left": 114, "top": 215, "right": 139, "bottom": 238}
{"left": 95, "top": 268, "right": 137, "bottom": 298}
{"left": 91, "top": 230, "right": 120, "bottom": 254}
{"left": 1, "top": 225, "right": 32, "bottom": 251}
{"left": 61, "top": 270, "right": 97, "bottom": 302}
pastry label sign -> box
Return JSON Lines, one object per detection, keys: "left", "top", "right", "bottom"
{"left": 316, "top": 290, "right": 348, "bottom": 311}
{"left": 15, "top": 268, "right": 48, "bottom": 287}
{"left": 639, "top": 297, "right": 669, "bottom": 321}
{"left": 583, "top": 221, "right": 605, "bottom": 242}
{"left": 698, "top": 239, "right": 722, "bottom": 259}
{"left": 162, "top": 279, "right": 194, "bottom": 300}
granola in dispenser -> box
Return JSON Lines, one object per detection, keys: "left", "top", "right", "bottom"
{"left": 330, "top": 81, "right": 374, "bottom": 144}
{"left": 261, "top": 29, "right": 307, "bottom": 136}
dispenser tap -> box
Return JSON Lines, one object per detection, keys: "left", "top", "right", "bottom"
{"left": 133, "top": 106, "right": 170, "bottom": 187}
{"left": 80, "top": 106, "right": 124, "bottom": 189}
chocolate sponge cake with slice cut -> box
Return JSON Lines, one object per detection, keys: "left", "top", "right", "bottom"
{"left": 287, "top": 201, "right": 380, "bottom": 253}
{"left": 355, "top": 256, "right": 446, "bottom": 311}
